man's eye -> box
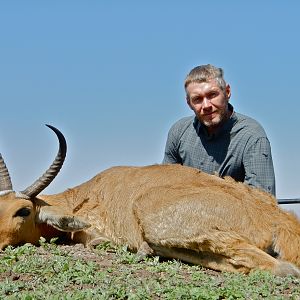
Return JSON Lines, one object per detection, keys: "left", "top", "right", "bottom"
{"left": 192, "top": 98, "right": 202, "bottom": 104}
{"left": 207, "top": 92, "right": 218, "bottom": 99}
{"left": 14, "top": 207, "right": 31, "bottom": 217}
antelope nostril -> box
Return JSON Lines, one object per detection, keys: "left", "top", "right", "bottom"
{"left": 0, "top": 244, "right": 8, "bottom": 251}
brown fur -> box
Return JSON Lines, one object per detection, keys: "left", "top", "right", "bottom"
{"left": 1, "top": 164, "right": 300, "bottom": 277}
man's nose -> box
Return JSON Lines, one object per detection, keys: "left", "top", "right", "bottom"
{"left": 202, "top": 98, "right": 211, "bottom": 108}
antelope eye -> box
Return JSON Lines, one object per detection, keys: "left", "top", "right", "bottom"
{"left": 14, "top": 207, "right": 31, "bottom": 217}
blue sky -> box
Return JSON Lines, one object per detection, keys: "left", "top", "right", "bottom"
{"left": 0, "top": 1, "right": 299, "bottom": 203}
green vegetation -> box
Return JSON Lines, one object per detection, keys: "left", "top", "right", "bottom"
{"left": 0, "top": 240, "right": 299, "bottom": 299}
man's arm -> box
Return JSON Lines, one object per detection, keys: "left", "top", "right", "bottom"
{"left": 243, "top": 137, "right": 276, "bottom": 196}
{"left": 162, "top": 126, "right": 182, "bottom": 164}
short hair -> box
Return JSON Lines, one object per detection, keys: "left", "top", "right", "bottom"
{"left": 184, "top": 64, "right": 227, "bottom": 93}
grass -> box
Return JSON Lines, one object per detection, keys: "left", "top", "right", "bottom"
{"left": 0, "top": 241, "right": 300, "bottom": 299}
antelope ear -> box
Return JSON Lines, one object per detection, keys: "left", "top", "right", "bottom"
{"left": 36, "top": 206, "right": 91, "bottom": 232}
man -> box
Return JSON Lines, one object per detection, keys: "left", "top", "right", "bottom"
{"left": 163, "top": 64, "right": 275, "bottom": 195}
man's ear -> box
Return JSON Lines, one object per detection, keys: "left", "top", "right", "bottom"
{"left": 225, "top": 84, "right": 231, "bottom": 100}
{"left": 36, "top": 205, "right": 91, "bottom": 232}
{"left": 186, "top": 96, "right": 193, "bottom": 110}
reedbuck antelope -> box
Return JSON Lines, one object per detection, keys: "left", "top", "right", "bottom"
{"left": 1, "top": 125, "right": 300, "bottom": 277}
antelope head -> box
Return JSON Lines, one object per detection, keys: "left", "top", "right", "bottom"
{"left": 0, "top": 125, "right": 90, "bottom": 250}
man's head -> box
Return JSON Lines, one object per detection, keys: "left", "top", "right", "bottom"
{"left": 185, "top": 64, "right": 231, "bottom": 134}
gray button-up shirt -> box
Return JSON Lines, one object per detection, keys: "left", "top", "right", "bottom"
{"left": 163, "top": 108, "right": 276, "bottom": 195}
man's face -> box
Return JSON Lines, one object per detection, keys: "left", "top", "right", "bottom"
{"left": 186, "top": 80, "right": 231, "bottom": 133}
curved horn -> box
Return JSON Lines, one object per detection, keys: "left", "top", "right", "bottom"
{"left": 0, "top": 153, "right": 13, "bottom": 191}
{"left": 21, "top": 124, "right": 67, "bottom": 198}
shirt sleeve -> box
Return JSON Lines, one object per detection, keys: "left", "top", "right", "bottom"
{"left": 243, "top": 137, "right": 276, "bottom": 196}
{"left": 162, "top": 125, "right": 182, "bottom": 164}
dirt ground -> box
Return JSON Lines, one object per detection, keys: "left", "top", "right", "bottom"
{"left": 1, "top": 243, "right": 300, "bottom": 299}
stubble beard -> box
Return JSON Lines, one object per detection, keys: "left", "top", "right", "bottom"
{"left": 199, "top": 108, "right": 228, "bottom": 131}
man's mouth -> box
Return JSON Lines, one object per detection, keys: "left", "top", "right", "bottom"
{"left": 203, "top": 111, "right": 216, "bottom": 117}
